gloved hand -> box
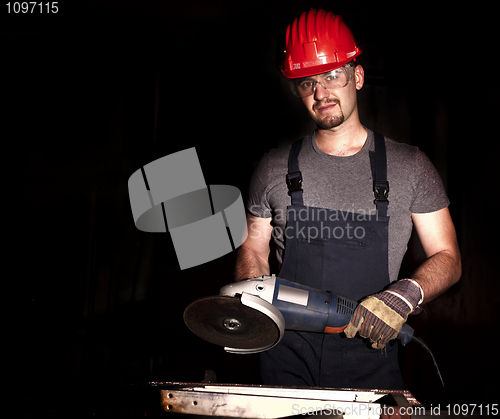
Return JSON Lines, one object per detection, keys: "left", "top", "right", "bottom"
{"left": 344, "top": 279, "right": 423, "bottom": 349}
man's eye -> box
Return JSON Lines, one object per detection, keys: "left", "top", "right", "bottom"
{"left": 325, "top": 74, "right": 339, "bottom": 82}
{"left": 299, "top": 81, "right": 313, "bottom": 89}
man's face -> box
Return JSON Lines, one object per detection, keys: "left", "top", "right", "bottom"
{"left": 297, "top": 64, "right": 364, "bottom": 130}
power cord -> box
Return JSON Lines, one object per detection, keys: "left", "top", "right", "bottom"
{"left": 411, "top": 335, "right": 446, "bottom": 389}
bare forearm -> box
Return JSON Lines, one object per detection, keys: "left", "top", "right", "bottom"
{"left": 234, "top": 244, "right": 270, "bottom": 281}
{"left": 411, "top": 250, "right": 461, "bottom": 304}
{"left": 409, "top": 208, "right": 462, "bottom": 304}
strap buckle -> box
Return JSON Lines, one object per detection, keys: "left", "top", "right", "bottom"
{"left": 373, "top": 180, "right": 389, "bottom": 204}
{"left": 286, "top": 171, "right": 303, "bottom": 196}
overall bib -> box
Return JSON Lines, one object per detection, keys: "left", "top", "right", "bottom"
{"left": 259, "top": 133, "right": 404, "bottom": 389}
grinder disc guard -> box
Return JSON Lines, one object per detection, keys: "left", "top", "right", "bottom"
{"left": 183, "top": 295, "right": 280, "bottom": 350}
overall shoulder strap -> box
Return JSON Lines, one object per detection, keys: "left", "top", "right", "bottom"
{"left": 286, "top": 139, "right": 304, "bottom": 206}
{"left": 372, "top": 132, "right": 389, "bottom": 218}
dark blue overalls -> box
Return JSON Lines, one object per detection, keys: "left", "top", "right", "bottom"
{"left": 259, "top": 133, "right": 405, "bottom": 389}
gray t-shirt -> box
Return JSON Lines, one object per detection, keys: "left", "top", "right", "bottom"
{"left": 247, "top": 129, "right": 450, "bottom": 283}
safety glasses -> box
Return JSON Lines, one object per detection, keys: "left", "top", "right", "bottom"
{"left": 290, "top": 64, "right": 354, "bottom": 98}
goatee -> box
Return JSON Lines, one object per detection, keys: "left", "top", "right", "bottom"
{"left": 318, "top": 110, "right": 345, "bottom": 129}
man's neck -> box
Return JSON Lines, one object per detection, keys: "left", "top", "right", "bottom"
{"left": 315, "top": 119, "right": 367, "bottom": 157}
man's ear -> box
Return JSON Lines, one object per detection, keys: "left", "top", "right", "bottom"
{"left": 355, "top": 64, "right": 364, "bottom": 90}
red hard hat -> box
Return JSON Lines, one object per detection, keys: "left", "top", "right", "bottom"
{"left": 281, "top": 9, "right": 362, "bottom": 79}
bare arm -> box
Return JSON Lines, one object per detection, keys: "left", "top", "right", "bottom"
{"left": 410, "top": 207, "right": 462, "bottom": 303}
{"left": 234, "top": 214, "right": 273, "bottom": 281}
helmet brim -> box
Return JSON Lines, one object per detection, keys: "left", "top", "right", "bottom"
{"left": 280, "top": 54, "right": 361, "bottom": 79}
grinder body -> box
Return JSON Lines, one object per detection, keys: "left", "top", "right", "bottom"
{"left": 268, "top": 276, "right": 413, "bottom": 345}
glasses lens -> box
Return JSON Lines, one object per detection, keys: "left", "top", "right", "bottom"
{"left": 292, "top": 67, "right": 351, "bottom": 98}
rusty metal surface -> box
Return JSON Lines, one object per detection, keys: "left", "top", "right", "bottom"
{"left": 155, "top": 382, "right": 422, "bottom": 419}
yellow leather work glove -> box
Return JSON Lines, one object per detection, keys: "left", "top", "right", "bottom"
{"left": 344, "top": 279, "right": 423, "bottom": 349}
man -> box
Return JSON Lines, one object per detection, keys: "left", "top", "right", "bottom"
{"left": 234, "top": 9, "right": 461, "bottom": 389}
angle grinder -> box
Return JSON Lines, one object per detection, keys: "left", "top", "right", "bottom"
{"left": 183, "top": 275, "right": 414, "bottom": 354}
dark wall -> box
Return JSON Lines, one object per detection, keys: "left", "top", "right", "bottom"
{"left": 7, "top": 1, "right": 498, "bottom": 416}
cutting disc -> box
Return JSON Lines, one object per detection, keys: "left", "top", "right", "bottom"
{"left": 183, "top": 295, "right": 280, "bottom": 350}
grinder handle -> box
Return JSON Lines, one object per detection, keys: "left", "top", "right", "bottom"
{"left": 398, "top": 323, "right": 414, "bottom": 346}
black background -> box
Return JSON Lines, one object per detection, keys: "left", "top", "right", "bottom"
{"left": 4, "top": 0, "right": 499, "bottom": 417}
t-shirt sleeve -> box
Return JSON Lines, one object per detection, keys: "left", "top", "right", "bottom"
{"left": 246, "top": 153, "right": 273, "bottom": 218}
{"left": 410, "top": 149, "right": 450, "bottom": 213}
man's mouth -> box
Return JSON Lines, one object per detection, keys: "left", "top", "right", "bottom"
{"left": 318, "top": 104, "right": 337, "bottom": 113}
{"left": 314, "top": 100, "right": 340, "bottom": 113}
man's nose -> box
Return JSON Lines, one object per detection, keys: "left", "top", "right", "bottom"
{"left": 313, "top": 82, "right": 330, "bottom": 101}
